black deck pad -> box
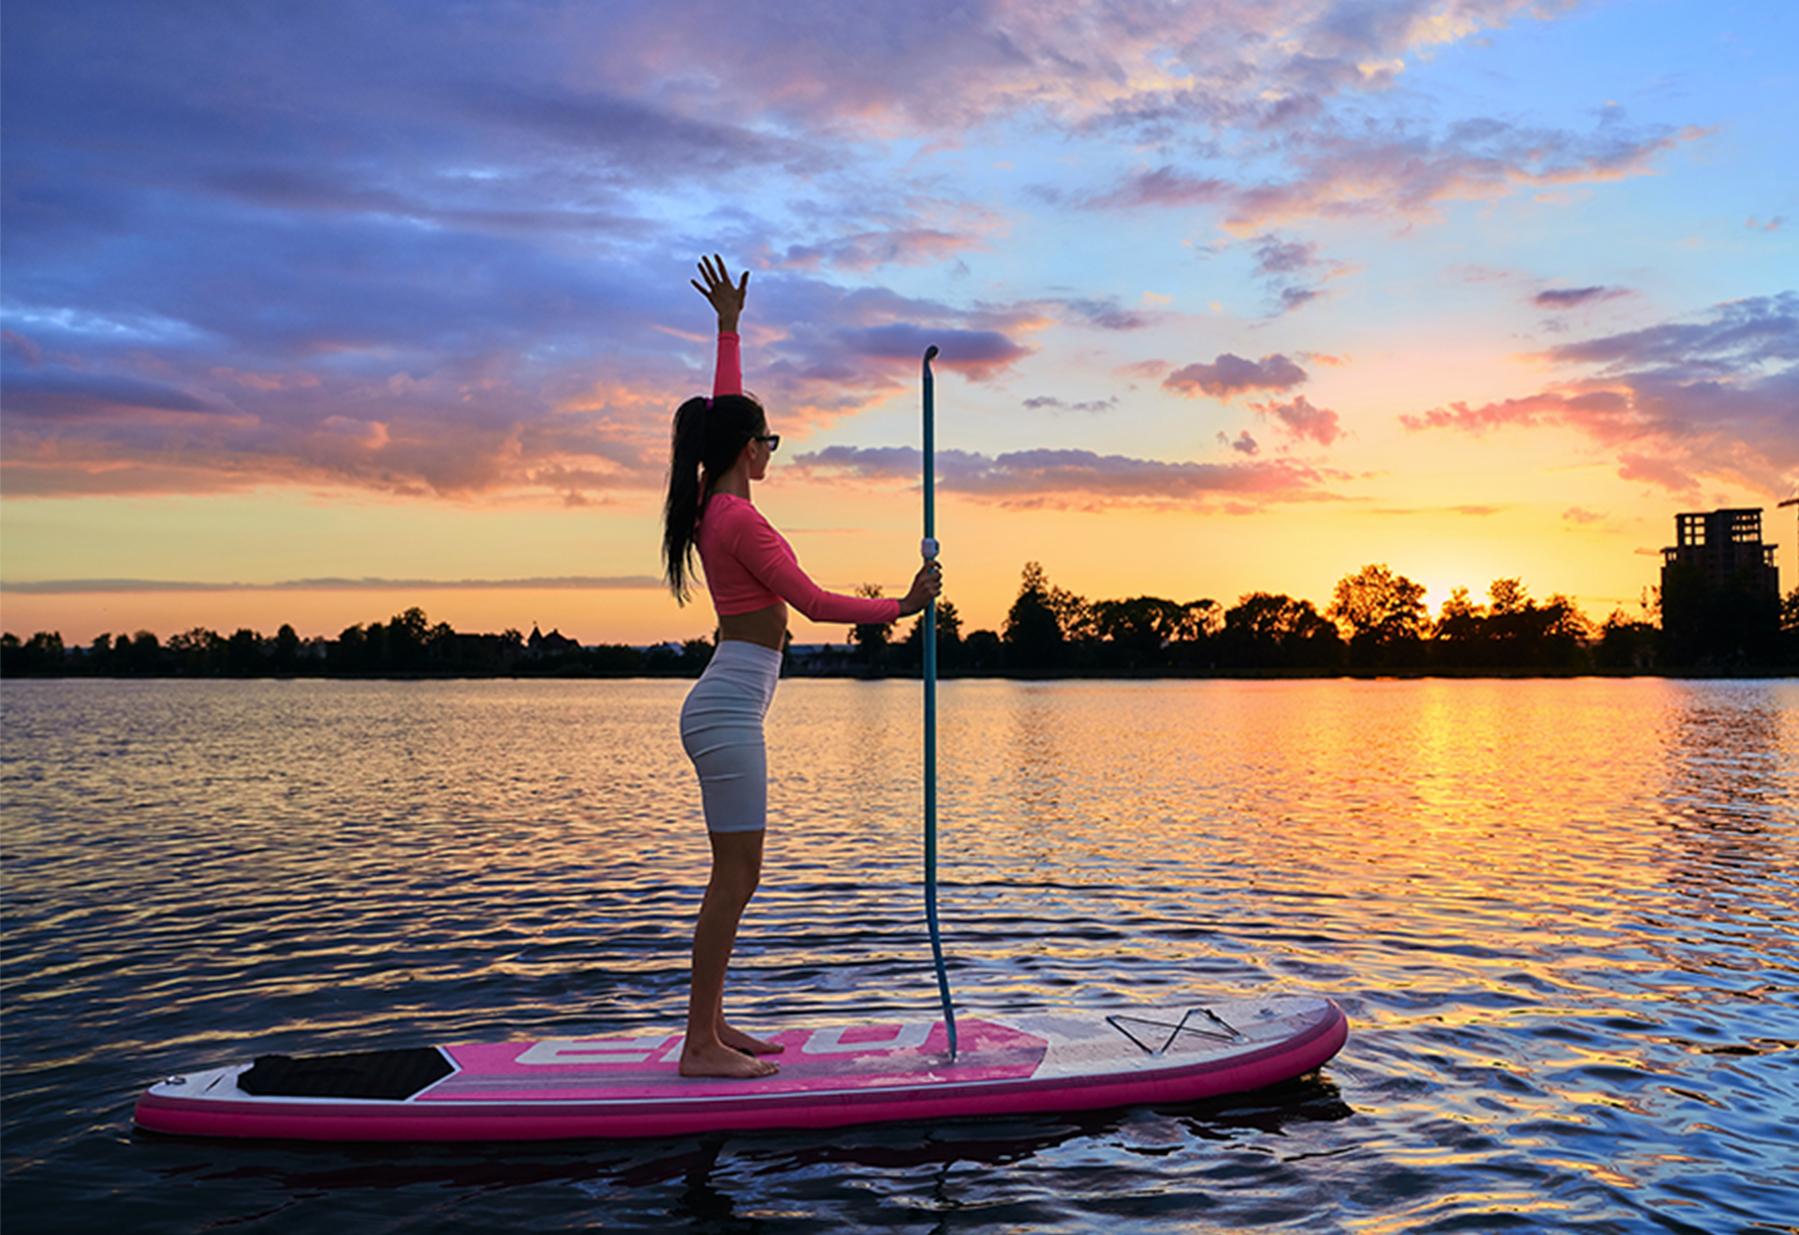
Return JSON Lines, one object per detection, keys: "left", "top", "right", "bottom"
{"left": 240, "top": 1048, "right": 453, "bottom": 1101}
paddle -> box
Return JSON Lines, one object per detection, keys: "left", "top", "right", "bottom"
{"left": 922, "top": 344, "right": 957, "bottom": 1060}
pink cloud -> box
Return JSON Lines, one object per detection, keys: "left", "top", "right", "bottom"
{"left": 1400, "top": 294, "right": 1799, "bottom": 494}
{"left": 1115, "top": 359, "right": 1171, "bottom": 381}
{"left": 1400, "top": 390, "right": 1634, "bottom": 437}
{"left": 1253, "top": 394, "right": 1344, "bottom": 447}
{"left": 0, "top": 337, "right": 665, "bottom": 501}
{"left": 1616, "top": 452, "right": 1700, "bottom": 492}
{"left": 1164, "top": 353, "right": 1308, "bottom": 400}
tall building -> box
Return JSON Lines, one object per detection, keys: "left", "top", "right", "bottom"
{"left": 1661, "top": 508, "right": 1780, "bottom": 595}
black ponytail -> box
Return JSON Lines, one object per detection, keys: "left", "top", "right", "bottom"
{"left": 662, "top": 393, "right": 767, "bottom": 603}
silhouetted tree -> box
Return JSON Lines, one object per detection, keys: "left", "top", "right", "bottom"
{"left": 1161, "top": 599, "right": 1223, "bottom": 670}
{"left": 640, "top": 642, "right": 684, "bottom": 674}
{"left": 272, "top": 624, "right": 302, "bottom": 673}
{"left": 1004, "top": 561, "right": 1066, "bottom": 669}
{"left": 850, "top": 583, "right": 894, "bottom": 671}
{"left": 380, "top": 606, "right": 430, "bottom": 671}
{"left": 1488, "top": 577, "right": 1528, "bottom": 615}
{"left": 1596, "top": 609, "right": 1658, "bottom": 670}
{"left": 1522, "top": 592, "right": 1591, "bottom": 669}
{"left": 1218, "top": 592, "right": 1342, "bottom": 669}
{"left": 114, "top": 630, "right": 163, "bottom": 675}
{"left": 331, "top": 623, "right": 369, "bottom": 673}
{"left": 961, "top": 628, "right": 1003, "bottom": 672}
{"left": 1329, "top": 564, "right": 1427, "bottom": 668}
{"left": 1783, "top": 586, "right": 1799, "bottom": 666}
{"left": 1434, "top": 579, "right": 1592, "bottom": 669}
{"left": 899, "top": 598, "right": 963, "bottom": 671}
{"left": 168, "top": 627, "right": 225, "bottom": 675}
{"left": 0, "top": 631, "right": 65, "bottom": 675}
{"left": 1044, "top": 578, "right": 1093, "bottom": 645}
{"left": 226, "top": 628, "right": 264, "bottom": 676}
{"left": 934, "top": 597, "right": 963, "bottom": 646}
{"left": 1179, "top": 599, "right": 1224, "bottom": 640}
{"left": 680, "top": 637, "right": 715, "bottom": 674}
{"left": 1089, "top": 596, "right": 1189, "bottom": 668}
{"left": 1432, "top": 586, "right": 1485, "bottom": 668}
{"left": 583, "top": 643, "right": 647, "bottom": 674}
{"left": 84, "top": 632, "right": 116, "bottom": 673}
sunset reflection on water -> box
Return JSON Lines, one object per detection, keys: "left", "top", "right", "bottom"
{"left": 2, "top": 676, "right": 1794, "bottom": 1233}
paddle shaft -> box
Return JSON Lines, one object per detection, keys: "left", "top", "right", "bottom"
{"left": 921, "top": 345, "right": 957, "bottom": 1060}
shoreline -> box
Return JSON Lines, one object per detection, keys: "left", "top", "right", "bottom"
{"left": 3, "top": 666, "right": 1792, "bottom": 682}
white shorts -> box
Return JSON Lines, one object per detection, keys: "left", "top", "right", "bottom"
{"left": 679, "top": 640, "right": 781, "bottom": 833}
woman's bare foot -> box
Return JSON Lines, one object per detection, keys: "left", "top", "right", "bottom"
{"left": 680, "top": 1041, "right": 779, "bottom": 1079}
{"left": 720, "top": 1021, "right": 785, "bottom": 1055}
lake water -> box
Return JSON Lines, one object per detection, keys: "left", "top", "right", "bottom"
{"left": 2, "top": 676, "right": 1796, "bottom": 1233}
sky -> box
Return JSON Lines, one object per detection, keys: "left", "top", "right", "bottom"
{"left": 3, "top": 0, "right": 1796, "bottom": 647}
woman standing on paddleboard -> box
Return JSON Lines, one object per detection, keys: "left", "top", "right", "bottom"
{"left": 663, "top": 256, "right": 942, "bottom": 1079}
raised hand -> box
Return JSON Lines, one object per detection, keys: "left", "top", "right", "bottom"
{"left": 692, "top": 254, "right": 749, "bottom": 332}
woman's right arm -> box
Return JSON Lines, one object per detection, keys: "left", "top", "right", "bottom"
{"left": 731, "top": 514, "right": 943, "bottom": 624}
{"left": 896, "top": 560, "right": 944, "bottom": 617}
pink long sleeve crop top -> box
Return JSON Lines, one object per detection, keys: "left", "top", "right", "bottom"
{"left": 696, "top": 330, "right": 901, "bottom": 624}
{"left": 696, "top": 494, "right": 902, "bottom": 623}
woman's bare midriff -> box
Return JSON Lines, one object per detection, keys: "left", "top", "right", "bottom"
{"left": 716, "top": 601, "right": 788, "bottom": 650}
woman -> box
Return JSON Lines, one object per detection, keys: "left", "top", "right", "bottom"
{"left": 663, "top": 255, "right": 942, "bottom": 1079}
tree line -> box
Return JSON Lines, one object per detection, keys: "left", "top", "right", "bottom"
{"left": 0, "top": 607, "right": 714, "bottom": 678}
{"left": 4, "top": 560, "right": 1795, "bottom": 679}
{"left": 849, "top": 560, "right": 1797, "bottom": 675}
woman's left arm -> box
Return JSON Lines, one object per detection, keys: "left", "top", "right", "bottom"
{"left": 693, "top": 254, "right": 747, "bottom": 397}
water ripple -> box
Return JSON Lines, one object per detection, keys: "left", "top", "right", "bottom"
{"left": 3, "top": 676, "right": 1796, "bottom": 1233}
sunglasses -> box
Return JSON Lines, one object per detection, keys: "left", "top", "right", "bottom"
{"left": 754, "top": 434, "right": 781, "bottom": 452}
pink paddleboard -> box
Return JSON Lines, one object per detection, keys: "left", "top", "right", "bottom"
{"left": 134, "top": 995, "right": 1347, "bottom": 1142}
